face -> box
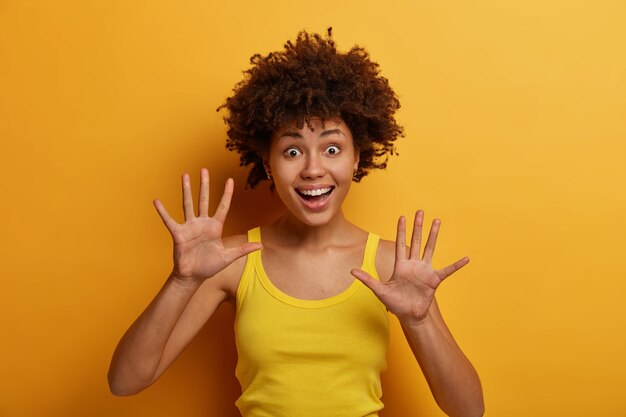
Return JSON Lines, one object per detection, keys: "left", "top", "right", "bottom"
{"left": 266, "top": 117, "right": 360, "bottom": 227}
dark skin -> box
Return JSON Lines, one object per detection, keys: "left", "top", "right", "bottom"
{"left": 109, "top": 118, "right": 484, "bottom": 417}
{"left": 351, "top": 211, "right": 470, "bottom": 324}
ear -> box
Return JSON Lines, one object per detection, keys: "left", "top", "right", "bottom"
{"left": 353, "top": 147, "right": 360, "bottom": 172}
{"left": 262, "top": 155, "right": 271, "bottom": 178}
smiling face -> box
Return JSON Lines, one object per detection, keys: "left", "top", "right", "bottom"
{"left": 266, "top": 117, "right": 360, "bottom": 227}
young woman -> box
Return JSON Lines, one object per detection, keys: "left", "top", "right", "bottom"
{"left": 108, "top": 29, "right": 484, "bottom": 417}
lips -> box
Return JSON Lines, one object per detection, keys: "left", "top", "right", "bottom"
{"left": 295, "top": 186, "right": 335, "bottom": 210}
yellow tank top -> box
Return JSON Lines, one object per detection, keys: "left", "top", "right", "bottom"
{"left": 234, "top": 227, "right": 390, "bottom": 417}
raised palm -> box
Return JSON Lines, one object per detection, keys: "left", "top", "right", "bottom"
{"left": 153, "top": 168, "right": 261, "bottom": 282}
{"left": 351, "top": 211, "right": 469, "bottom": 323}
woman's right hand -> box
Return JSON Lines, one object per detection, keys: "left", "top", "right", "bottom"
{"left": 153, "top": 168, "right": 262, "bottom": 284}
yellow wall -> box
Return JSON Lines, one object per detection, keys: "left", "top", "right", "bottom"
{"left": 1, "top": 1, "right": 625, "bottom": 416}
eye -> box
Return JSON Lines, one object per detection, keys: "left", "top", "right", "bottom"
{"left": 325, "top": 145, "right": 341, "bottom": 156}
{"left": 284, "top": 147, "right": 302, "bottom": 158}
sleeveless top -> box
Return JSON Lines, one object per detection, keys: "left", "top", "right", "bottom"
{"left": 234, "top": 227, "right": 390, "bottom": 417}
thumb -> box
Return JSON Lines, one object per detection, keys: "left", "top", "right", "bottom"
{"left": 223, "top": 242, "right": 263, "bottom": 265}
{"left": 351, "top": 269, "right": 384, "bottom": 298}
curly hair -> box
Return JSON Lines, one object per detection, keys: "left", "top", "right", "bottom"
{"left": 218, "top": 28, "right": 404, "bottom": 188}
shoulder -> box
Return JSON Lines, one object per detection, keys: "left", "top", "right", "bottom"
{"left": 374, "top": 237, "right": 395, "bottom": 283}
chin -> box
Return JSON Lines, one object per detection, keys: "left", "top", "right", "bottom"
{"left": 291, "top": 203, "right": 348, "bottom": 227}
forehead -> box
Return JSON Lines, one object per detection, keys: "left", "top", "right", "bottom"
{"left": 272, "top": 117, "right": 350, "bottom": 139}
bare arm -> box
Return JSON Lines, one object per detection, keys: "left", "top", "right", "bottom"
{"left": 352, "top": 211, "right": 484, "bottom": 417}
{"left": 400, "top": 299, "right": 483, "bottom": 417}
{"left": 108, "top": 274, "right": 215, "bottom": 396}
{"left": 107, "top": 169, "right": 260, "bottom": 396}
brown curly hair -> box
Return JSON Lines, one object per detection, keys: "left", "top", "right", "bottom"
{"left": 218, "top": 28, "right": 404, "bottom": 188}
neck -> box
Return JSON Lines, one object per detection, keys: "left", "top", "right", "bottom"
{"left": 270, "top": 209, "right": 358, "bottom": 248}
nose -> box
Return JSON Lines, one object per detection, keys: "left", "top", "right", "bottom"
{"left": 300, "top": 153, "right": 326, "bottom": 179}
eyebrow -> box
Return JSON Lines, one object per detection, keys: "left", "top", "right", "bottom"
{"left": 279, "top": 128, "right": 344, "bottom": 139}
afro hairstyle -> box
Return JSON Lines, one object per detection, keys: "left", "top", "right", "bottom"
{"left": 218, "top": 28, "right": 404, "bottom": 188}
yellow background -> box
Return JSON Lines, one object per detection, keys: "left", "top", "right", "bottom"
{"left": 1, "top": 1, "right": 625, "bottom": 416}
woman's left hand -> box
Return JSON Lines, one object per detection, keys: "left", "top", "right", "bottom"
{"left": 351, "top": 210, "right": 469, "bottom": 324}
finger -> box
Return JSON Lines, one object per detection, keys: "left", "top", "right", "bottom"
{"left": 351, "top": 269, "right": 385, "bottom": 299}
{"left": 409, "top": 210, "right": 424, "bottom": 260}
{"left": 181, "top": 173, "right": 196, "bottom": 221}
{"left": 198, "top": 168, "right": 210, "bottom": 217}
{"left": 395, "top": 216, "right": 407, "bottom": 263}
{"left": 153, "top": 199, "right": 178, "bottom": 233}
{"left": 436, "top": 256, "right": 470, "bottom": 281}
{"left": 222, "top": 242, "right": 263, "bottom": 265}
{"left": 213, "top": 178, "right": 234, "bottom": 223}
{"left": 422, "top": 218, "right": 441, "bottom": 264}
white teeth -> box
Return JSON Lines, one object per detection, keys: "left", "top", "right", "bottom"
{"left": 299, "top": 187, "right": 332, "bottom": 196}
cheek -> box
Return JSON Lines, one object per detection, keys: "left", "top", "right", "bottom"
{"left": 335, "top": 157, "right": 358, "bottom": 179}
{"left": 269, "top": 164, "right": 297, "bottom": 201}
{"left": 270, "top": 161, "right": 293, "bottom": 182}
{"left": 336, "top": 167, "right": 354, "bottom": 182}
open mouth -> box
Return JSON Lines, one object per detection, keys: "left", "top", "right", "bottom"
{"left": 295, "top": 186, "right": 335, "bottom": 208}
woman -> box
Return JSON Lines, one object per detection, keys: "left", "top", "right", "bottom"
{"left": 108, "top": 29, "right": 484, "bottom": 417}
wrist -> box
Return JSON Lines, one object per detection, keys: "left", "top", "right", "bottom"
{"left": 168, "top": 272, "right": 204, "bottom": 290}
{"left": 398, "top": 311, "right": 433, "bottom": 329}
